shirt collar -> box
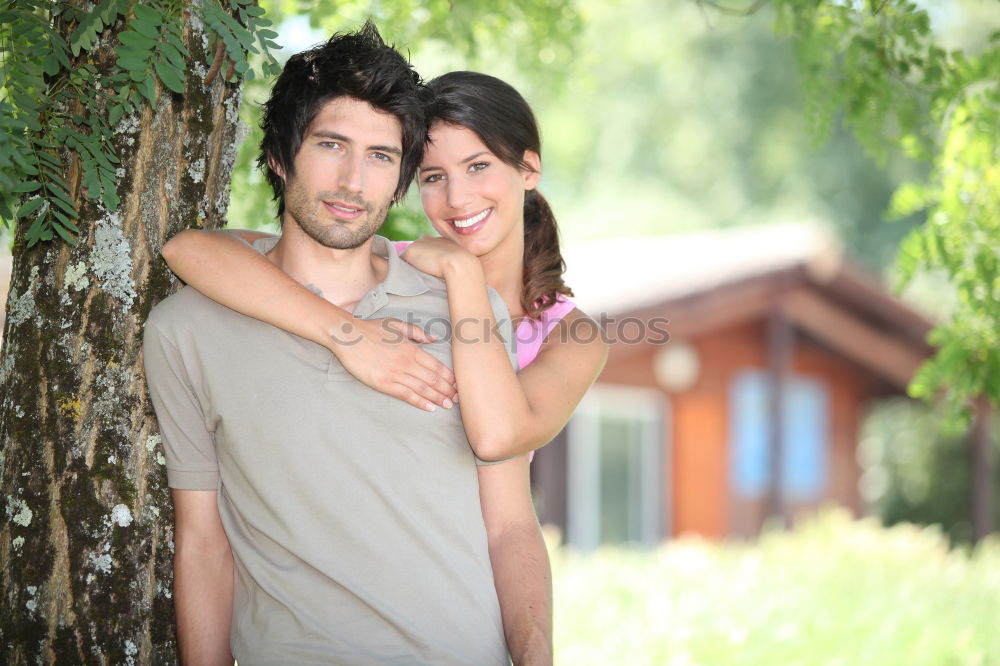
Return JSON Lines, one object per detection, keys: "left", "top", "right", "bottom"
{"left": 372, "top": 235, "right": 431, "bottom": 297}
{"left": 252, "top": 234, "right": 431, "bottom": 298}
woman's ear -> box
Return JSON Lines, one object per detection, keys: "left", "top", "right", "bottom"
{"left": 521, "top": 150, "right": 541, "bottom": 190}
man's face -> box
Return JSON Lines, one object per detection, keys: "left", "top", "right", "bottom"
{"left": 280, "top": 97, "right": 403, "bottom": 249}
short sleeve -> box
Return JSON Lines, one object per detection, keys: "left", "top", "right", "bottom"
{"left": 143, "top": 317, "right": 220, "bottom": 490}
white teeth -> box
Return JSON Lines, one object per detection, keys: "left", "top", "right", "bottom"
{"left": 331, "top": 203, "right": 360, "bottom": 213}
{"left": 452, "top": 208, "right": 490, "bottom": 228}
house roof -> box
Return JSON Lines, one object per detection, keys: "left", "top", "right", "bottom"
{"left": 563, "top": 223, "right": 843, "bottom": 316}
{"left": 563, "top": 223, "right": 935, "bottom": 391}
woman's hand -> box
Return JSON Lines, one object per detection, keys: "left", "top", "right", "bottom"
{"left": 331, "top": 316, "right": 458, "bottom": 412}
{"left": 400, "top": 236, "right": 478, "bottom": 278}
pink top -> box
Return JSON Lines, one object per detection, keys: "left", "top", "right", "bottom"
{"left": 393, "top": 240, "right": 574, "bottom": 462}
{"left": 391, "top": 241, "right": 575, "bottom": 370}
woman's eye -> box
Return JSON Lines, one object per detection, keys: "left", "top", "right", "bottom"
{"left": 469, "top": 161, "right": 489, "bottom": 173}
{"left": 422, "top": 173, "right": 444, "bottom": 184}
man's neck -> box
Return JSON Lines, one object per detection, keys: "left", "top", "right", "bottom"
{"left": 266, "top": 219, "right": 388, "bottom": 311}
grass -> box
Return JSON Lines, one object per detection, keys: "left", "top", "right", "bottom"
{"left": 550, "top": 509, "right": 1000, "bottom": 666}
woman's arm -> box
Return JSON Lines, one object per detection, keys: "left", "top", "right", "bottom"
{"left": 161, "top": 229, "right": 457, "bottom": 411}
{"left": 403, "top": 239, "right": 608, "bottom": 460}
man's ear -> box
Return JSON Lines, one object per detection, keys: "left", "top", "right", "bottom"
{"left": 522, "top": 150, "right": 541, "bottom": 190}
{"left": 268, "top": 155, "right": 286, "bottom": 181}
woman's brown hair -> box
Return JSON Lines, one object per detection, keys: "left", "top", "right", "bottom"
{"left": 424, "top": 71, "right": 573, "bottom": 318}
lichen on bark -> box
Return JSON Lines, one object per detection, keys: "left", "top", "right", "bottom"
{"left": 1, "top": 6, "right": 246, "bottom": 664}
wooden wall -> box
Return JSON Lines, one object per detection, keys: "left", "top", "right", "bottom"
{"left": 594, "top": 318, "right": 871, "bottom": 540}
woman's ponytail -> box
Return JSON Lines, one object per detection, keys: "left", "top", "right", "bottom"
{"left": 522, "top": 189, "right": 573, "bottom": 319}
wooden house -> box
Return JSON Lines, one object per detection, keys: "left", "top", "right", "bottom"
{"left": 530, "top": 224, "right": 934, "bottom": 546}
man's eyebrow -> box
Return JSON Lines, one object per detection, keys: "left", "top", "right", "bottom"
{"left": 309, "top": 130, "right": 402, "bottom": 157}
{"left": 310, "top": 130, "right": 351, "bottom": 143}
{"left": 370, "top": 144, "right": 403, "bottom": 157}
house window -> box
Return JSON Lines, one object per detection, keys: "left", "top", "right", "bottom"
{"left": 729, "top": 370, "right": 829, "bottom": 501}
{"left": 566, "top": 385, "right": 666, "bottom": 550}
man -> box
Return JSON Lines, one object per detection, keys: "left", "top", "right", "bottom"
{"left": 144, "top": 23, "right": 551, "bottom": 665}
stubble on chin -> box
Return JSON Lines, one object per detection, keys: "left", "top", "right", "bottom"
{"left": 285, "top": 188, "right": 390, "bottom": 250}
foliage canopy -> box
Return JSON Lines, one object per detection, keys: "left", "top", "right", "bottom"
{"left": 0, "top": 0, "right": 281, "bottom": 246}
{"left": 748, "top": 0, "right": 1000, "bottom": 425}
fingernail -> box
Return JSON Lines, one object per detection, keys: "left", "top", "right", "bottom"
{"left": 452, "top": 394, "right": 459, "bottom": 403}
{"left": 426, "top": 403, "right": 436, "bottom": 412}
{"left": 442, "top": 399, "right": 453, "bottom": 409}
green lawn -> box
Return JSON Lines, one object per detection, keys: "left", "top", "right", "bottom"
{"left": 550, "top": 510, "right": 1000, "bottom": 665}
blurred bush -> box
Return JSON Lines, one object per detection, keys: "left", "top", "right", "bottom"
{"left": 551, "top": 508, "right": 1000, "bottom": 665}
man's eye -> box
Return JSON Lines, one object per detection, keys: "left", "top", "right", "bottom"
{"left": 320, "top": 141, "right": 342, "bottom": 150}
{"left": 372, "top": 152, "right": 393, "bottom": 162}
{"left": 469, "top": 161, "right": 489, "bottom": 173}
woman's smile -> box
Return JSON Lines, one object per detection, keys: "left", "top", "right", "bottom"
{"left": 447, "top": 207, "right": 493, "bottom": 234}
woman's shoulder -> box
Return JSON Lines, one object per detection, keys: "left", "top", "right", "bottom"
{"left": 543, "top": 305, "right": 608, "bottom": 364}
{"left": 517, "top": 298, "right": 607, "bottom": 369}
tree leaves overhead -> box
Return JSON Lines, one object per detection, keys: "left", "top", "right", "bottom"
{"left": 718, "top": 0, "right": 1000, "bottom": 422}
{"left": 0, "top": 0, "right": 283, "bottom": 246}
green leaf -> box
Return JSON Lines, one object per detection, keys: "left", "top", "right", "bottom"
{"left": 130, "top": 18, "right": 159, "bottom": 40}
{"left": 15, "top": 197, "right": 45, "bottom": 219}
{"left": 36, "top": 151, "right": 62, "bottom": 169}
{"left": 25, "top": 214, "right": 47, "bottom": 247}
{"left": 56, "top": 213, "right": 81, "bottom": 233}
{"left": 118, "top": 30, "right": 156, "bottom": 50}
{"left": 42, "top": 53, "right": 60, "bottom": 76}
{"left": 132, "top": 4, "right": 162, "bottom": 26}
{"left": 12, "top": 181, "right": 42, "bottom": 193}
{"left": 109, "top": 103, "right": 125, "bottom": 127}
{"left": 51, "top": 207, "right": 77, "bottom": 228}
{"left": 160, "top": 41, "right": 187, "bottom": 70}
{"left": 165, "top": 31, "right": 186, "bottom": 54}
{"left": 117, "top": 56, "right": 149, "bottom": 71}
{"left": 52, "top": 220, "right": 77, "bottom": 245}
{"left": 69, "top": 12, "right": 103, "bottom": 57}
{"left": 154, "top": 59, "right": 185, "bottom": 94}
{"left": 140, "top": 74, "right": 157, "bottom": 104}
{"left": 49, "top": 190, "right": 79, "bottom": 219}
{"left": 103, "top": 187, "right": 120, "bottom": 212}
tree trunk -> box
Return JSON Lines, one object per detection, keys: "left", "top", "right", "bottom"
{"left": 971, "top": 395, "right": 996, "bottom": 544}
{"left": 0, "top": 7, "right": 243, "bottom": 664}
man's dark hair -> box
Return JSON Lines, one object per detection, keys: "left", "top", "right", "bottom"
{"left": 258, "top": 21, "right": 424, "bottom": 218}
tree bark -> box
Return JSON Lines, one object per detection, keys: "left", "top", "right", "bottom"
{"left": 971, "top": 395, "right": 996, "bottom": 544}
{"left": 0, "top": 7, "right": 244, "bottom": 664}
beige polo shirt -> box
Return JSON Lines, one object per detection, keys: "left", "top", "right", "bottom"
{"left": 144, "top": 236, "right": 514, "bottom": 665}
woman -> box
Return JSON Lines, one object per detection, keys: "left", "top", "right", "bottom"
{"left": 162, "top": 71, "right": 607, "bottom": 461}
